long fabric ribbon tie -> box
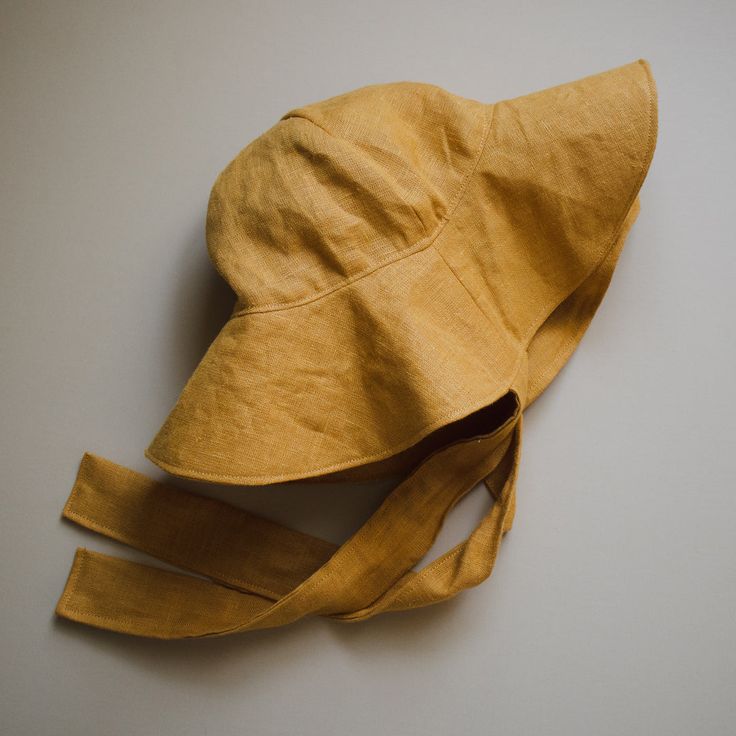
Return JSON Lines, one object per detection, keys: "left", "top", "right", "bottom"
{"left": 56, "top": 407, "right": 522, "bottom": 639}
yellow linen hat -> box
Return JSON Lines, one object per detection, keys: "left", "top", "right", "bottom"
{"left": 55, "top": 59, "right": 657, "bottom": 638}
{"left": 145, "top": 59, "right": 657, "bottom": 486}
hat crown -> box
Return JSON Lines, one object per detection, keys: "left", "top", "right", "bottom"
{"left": 205, "top": 82, "right": 490, "bottom": 311}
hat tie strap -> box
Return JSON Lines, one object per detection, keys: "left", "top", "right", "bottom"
{"left": 55, "top": 413, "right": 520, "bottom": 638}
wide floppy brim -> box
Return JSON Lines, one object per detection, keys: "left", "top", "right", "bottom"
{"left": 146, "top": 59, "right": 657, "bottom": 485}
{"left": 145, "top": 241, "right": 525, "bottom": 485}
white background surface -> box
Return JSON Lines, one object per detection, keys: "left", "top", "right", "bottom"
{"left": 2, "top": 1, "right": 735, "bottom": 734}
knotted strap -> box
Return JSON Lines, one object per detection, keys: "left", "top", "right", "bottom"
{"left": 55, "top": 406, "right": 522, "bottom": 638}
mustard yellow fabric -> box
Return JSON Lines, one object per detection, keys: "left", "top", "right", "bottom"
{"left": 55, "top": 59, "right": 658, "bottom": 639}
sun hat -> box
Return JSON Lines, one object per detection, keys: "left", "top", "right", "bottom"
{"left": 55, "top": 59, "right": 658, "bottom": 638}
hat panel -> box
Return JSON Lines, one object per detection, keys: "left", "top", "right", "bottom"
{"left": 434, "top": 60, "right": 657, "bottom": 369}
{"left": 205, "top": 118, "right": 427, "bottom": 310}
{"left": 281, "top": 81, "right": 488, "bottom": 218}
{"left": 206, "top": 83, "right": 490, "bottom": 312}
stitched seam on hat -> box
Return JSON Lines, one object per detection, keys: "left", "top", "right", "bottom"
{"left": 57, "top": 547, "right": 86, "bottom": 617}
{"left": 145, "top": 377, "right": 525, "bottom": 486}
{"left": 63, "top": 507, "right": 285, "bottom": 600}
{"left": 426, "top": 93, "right": 500, "bottom": 331}
{"left": 63, "top": 472, "right": 308, "bottom": 600}
{"left": 283, "top": 113, "right": 430, "bottom": 239}
{"left": 432, "top": 241, "right": 526, "bottom": 349}
{"left": 520, "top": 59, "right": 658, "bottom": 386}
{"left": 229, "top": 103, "right": 496, "bottom": 317}
{"left": 516, "top": 58, "right": 658, "bottom": 354}
{"left": 59, "top": 549, "right": 275, "bottom": 631}
{"left": 56, "top": 550, "right": 147, "bottom": 630}
{"left": 524, "top": 202, "right": 639, "bottom": 407}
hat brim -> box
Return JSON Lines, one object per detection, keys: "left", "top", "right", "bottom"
{"left": 145, "top": 242, "right": 525, "bottom": 485}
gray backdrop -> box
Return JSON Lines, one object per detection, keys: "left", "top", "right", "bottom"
{"left": 2, "top": 1, "right": 734, "bottom": 734}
